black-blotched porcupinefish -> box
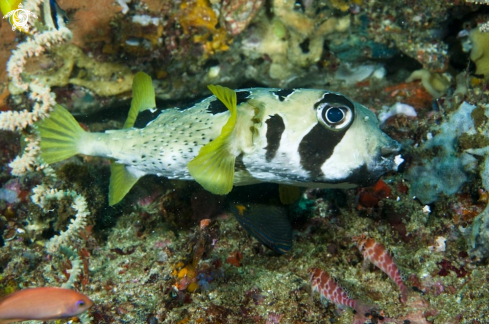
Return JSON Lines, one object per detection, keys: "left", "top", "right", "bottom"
{"left": 37, "top": 72, "right": 402, "bottom": 206}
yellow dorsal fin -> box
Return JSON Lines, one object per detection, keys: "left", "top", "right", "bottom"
{"left": 187, "top": 85, "right": 238, "bottom": 195}
{"left": 123, "top": 71, "right": 156, "bottom": 129}
{"left": 279, "top": 184, "right": 301, "bottom": 204}
{"left": 109, "top": 71, "right": 154, "bottom": 205}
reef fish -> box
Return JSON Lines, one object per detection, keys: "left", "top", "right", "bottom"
{"left": 38, "top": 72, "right": 402, "bottom": 206}
{"left": 0, "top": 287, "right": 93, "bottom": 323}
{"left": 354, "top": 235, "right": 409, "bottom": 303}
{"left": 309, "top": 268, "right": 372, "bottom": 316}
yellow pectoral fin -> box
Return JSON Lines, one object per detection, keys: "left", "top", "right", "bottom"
{"left": 279, "top": 184, "right": 301, "bottom": 205}
{"left": 187, "top": 85, "right": 238, "bottom": 195}
{"left": 109, "top": 163, "right": 142, "bottom": 206}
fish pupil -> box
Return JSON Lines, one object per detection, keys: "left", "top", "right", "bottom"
{"left": 77, "top": 300, "right": 85, "bottom": 307}
{"left": 325, "top": 107, "right": 345, "bottom": 124}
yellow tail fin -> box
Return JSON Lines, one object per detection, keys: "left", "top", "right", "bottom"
{"left": 37, "top": 104, "right": 86, "bottom": 164}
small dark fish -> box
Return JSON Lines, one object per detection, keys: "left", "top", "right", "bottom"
{"left": 43, "top": 0, "right": 68, "bottom": 30}
{"left": 231, "top": 203, "right": 292, "bottom": 254}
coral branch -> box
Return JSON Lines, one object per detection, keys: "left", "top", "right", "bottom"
{"left": 31, "top": 185, "right": 90, "bottom": 252}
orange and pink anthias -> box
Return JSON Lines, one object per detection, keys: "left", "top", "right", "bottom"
{"left": 309, "top": 235, "right": 410, "bottom": 319}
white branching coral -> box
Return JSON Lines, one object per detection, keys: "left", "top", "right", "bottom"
{"left": 8, "top": 134, "right": 45, "bottom": 176}
{"left": 31, "top": 185, "right": 90, "bottom": 252}
{"left": 1, "top": 0, "right": 72, "bottom": 175}
{"left": 4, "top": 0, "right": 90, "bottom": 255}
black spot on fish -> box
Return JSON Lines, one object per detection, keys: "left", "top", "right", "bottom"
{"left": 207, "top": 99, "right": 227, "bottom": 115}
{"left": 298, "top": 124, "right": 348, "bottom": 177}
{"left": 206, "top": 90, "right": 251, "bottom": 114}
{"left": 134, "top": 108, "right": 165, "bottom": 128}
{"left": 265, "top": 115, "right": 285, "bottom": 162}
{"left": 237, "top": 90, "right": 251, "bottom": 104}
{"left": 272, "top": 89, "right": 294, "bottom": 102}
{"left": 314, "top": 92, "right": 355, "bottom": 112}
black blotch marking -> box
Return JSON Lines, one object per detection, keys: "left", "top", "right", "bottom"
{"left": 314, "top": 93, "right": 355, "bottom": 112}
{"left": 134, "top": 108, "right": 165, "bottom": 128}
{"left": 298, "top": 124, "right": 348, "bottom": 177}
{"left": 206, "top": 90, "right": 251, "bottom": 114}
{"left": 237, "top": 91, "right": 251, "bottom": 105}
{"left": 272, "top": 89, "right": 294, "bottom": 102}
{"left": 265, "top": 115, "right": 285, "bottom": 162}
{"left": 207, "top": 100, "right": 227, "bottom": 115}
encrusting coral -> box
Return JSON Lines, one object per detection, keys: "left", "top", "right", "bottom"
{"left": 9, "top": 44, "right": 134, "bottom": 97}
{"left": 406, "top": 69, "right": 451, "bottom": 98}
{"left": 469, "top": 29, "right": 489, "bottom": 81}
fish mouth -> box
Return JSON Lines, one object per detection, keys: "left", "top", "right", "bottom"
{"left": 338, "top": 147, "right": 402, "bottom": 188}
{"left": 381, "top": 142, "right": 401, "bottom": 158}
{"left": 378, "top": 141, "right": 403, "bottom": 171}
{"left": 353, "top": 141, "right": 402, "bottom": 187}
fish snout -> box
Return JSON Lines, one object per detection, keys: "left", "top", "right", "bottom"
{"left": 380, "top": 141, "right": 401, "bottom": 158}
{"left": 377, "top": 137, "right": 403, "bottom": 172}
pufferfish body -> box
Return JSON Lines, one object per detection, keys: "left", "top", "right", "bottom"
{"left": 38, "top": 72, "right": 401, "bottom": 206}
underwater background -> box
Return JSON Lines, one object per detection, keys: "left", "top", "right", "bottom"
{"left": 1, "top": 0, "right": 489, "bottom": 323}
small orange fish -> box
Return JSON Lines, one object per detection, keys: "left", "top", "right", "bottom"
{"left": 0, "top": 287, "right": 93, "bottom": 323}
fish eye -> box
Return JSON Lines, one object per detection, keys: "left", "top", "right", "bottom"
{"left": 317, "top": 103, "right": 353, "bottom": 130}
{"left": 76, "top": 300, "right": 86, "bottom": 307}
{"left": 326, "top": 107, "right": 344, "bottom": 123}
